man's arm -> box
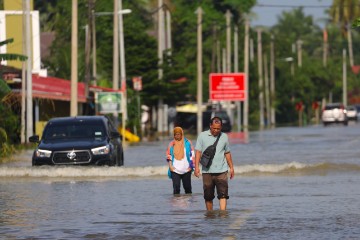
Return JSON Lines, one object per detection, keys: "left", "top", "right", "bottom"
{"left": 194, "top": 150, "right": 202, "bottom": 178}
{"left": 225, "top": 152, "right": 235, "bottom": 179}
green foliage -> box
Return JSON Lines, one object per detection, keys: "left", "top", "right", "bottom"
{"left": 268, "top": 7, "right": 359, "bottom": 125}
{"left": 35, "top": 0, "right": 259, "bottom": 129}
{"left": 0, "top": 100, "right": 20, "bottom": 142}
{"left": 0, "top": 79, "right": 11, "bottom": 96}
{"left": 0, "top": 39, "right": 28, "bottom": 62}
{"left": 353, "top": 17, "right": 360, "bottom": 28}
{"left": 0, "top": 127, "right": 7, "bottom": 143}
{"left": 329, "top": 0, "right": 360, "bottom": 31}
{"left": 35, "top": 1, "right": 360, "bottom": 130}
{"left": 0, "top": 38, "right": 26, "bottom": 151}
{"left": 0, "top": 127, "right": 15, "bottom": 159}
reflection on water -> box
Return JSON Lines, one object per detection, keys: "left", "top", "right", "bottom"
{"left": 170, "top": 194, "right": 193, "bottom": 209}
{"left": 204, "top": 210, "right": 230, "bottom": 219}
{"left": 1, "top": 125, "right": 360, "bottom": 239}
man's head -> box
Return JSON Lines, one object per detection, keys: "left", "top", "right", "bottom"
{"left": 209, "top": 117, "right": 222, "bottom": 136}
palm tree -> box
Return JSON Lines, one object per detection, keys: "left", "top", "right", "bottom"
{"left": 329, "top": 0, "right": 360, "bottom": 67}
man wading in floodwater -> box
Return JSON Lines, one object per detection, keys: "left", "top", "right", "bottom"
{"left": 194, "top": 117, "right": 235, "bottom": 210}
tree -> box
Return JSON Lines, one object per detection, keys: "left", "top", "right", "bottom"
{"left": 353, "top": 17, "right": 360, "bottom": 27}
{"left": 329, "top": 0, "right": 360, "bottom": 34}
{"left": 37, "top": 0, "right": 256, "bottom": 121}
{"left": 270, "top": 8, "right": 337, "bottom": 124}
{"left": 329, "top": 0, "right": 360, "bottom": 66}
{"left": 0, "top": 38, "right": 27, "bottom": 155}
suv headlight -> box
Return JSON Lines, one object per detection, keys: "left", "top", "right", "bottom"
{"left": 91, "top": 145, "right": 110, "bottom": 155}
{"left": 35, "top": 149, "right": 52, "bottom": 158}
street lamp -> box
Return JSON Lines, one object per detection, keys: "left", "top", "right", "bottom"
{"left": 94, "top": 4, "right": 131, "bottom": 143}
{"left": 95, "top": 9, "right": 132, "bottom": 16}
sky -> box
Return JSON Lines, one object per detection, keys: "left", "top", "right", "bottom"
{"left": 251, "top": 0, "right": 334, "bottom": 28}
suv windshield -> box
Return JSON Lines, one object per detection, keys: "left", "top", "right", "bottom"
{"left": 43, "top": 122, "right": 106, "bottom": 140}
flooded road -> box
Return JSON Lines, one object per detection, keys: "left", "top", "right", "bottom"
{"left": 1, "top": 123, "right": 360, "bottom": 239}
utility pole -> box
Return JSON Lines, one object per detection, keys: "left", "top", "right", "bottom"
{"left": 157, "top": 0, "right": 165, "bottom": 135}
{"left": 92, "top": 8, "right": 97, "bottom": 85}
{"left": 119, "top": 0, "right": 127, "bottom": 142}
{"left": 165, "top": 8, "right": 172, "bottom": 54}
{"left": 347, "top": 25, "right": 354, "bottom": 67}
{"left": 291, "top": 43, "right": 295, "bottom": 75}
{"left": 164, "top": 6, "right": 172, "bottom": 134}
{"left": 250, "top": 38, "right": 254, "bottom": 62}
{"left": 112, "top": 0, "right": 119, "bottom": 90}
{"left": 343, "top": 49, "right": 347, "bottom": 106}
{"left": 243, "top": 18, "right": 249, "bottom": 132}
{"left": 211, "top": 25, "right": 217, "bottom": 73}
{"left": 70, "top": 0, "right": 78, "bottom": 116}
{"left": 297, "top": 39, "right": 302, "bottom": 67}
{"left": 21, "top": 0, "right": 26, "bottom": 143}
{"left": 257, "top": 28, "right": 264, "bottom": 129}
{"left": 234, "top": 25, "right": 241, "bottom": 131}
{"left": 222, "top": 48, "right": 226, "bottom": 72}
{"left": 216, "top": 38, "right": 221, "bottom": 73}
{"left": 264, "top": 53, "right": 270, "bottom": 127}
{"left": 225, "top": 10, "right": 232, "bottom": 125}
{"left": 196, "top": 7, "right": 203, "bottom": 135}
{"left": 234, "top": 26, "right": 238, "bottom": 73}
{"left": 25, "top": 0, "right": 33, "bottom": 139}
{"left": 225, "top": 10, "right": 231, "bottom": 73}
{"left": 323, "top": 28, "right": 327, "bottom": 67}
{"left": 270, "top": 34, "right": 276, "bottom": 127}
{"left": 84, "top": 0, "right": 94, "bottom": 112}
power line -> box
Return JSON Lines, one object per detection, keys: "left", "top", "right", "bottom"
{"left": 255, "top": 4, "right": 332, "bottom": 9}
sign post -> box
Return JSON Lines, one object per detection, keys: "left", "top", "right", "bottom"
{"left": 132, "top": 76, "right": 142, "bottom": 136}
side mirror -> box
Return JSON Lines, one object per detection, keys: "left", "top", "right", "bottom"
{"left": 110, "top": 131, "right": 121, "bottom": 138}
{"left": 29, "top": 135, "right": 40, "bottom": 143}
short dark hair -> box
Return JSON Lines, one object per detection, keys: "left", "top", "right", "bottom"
{"left": 210, "top": 116, "right": 223, "bottom": 125}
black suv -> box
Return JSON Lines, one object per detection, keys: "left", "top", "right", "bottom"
{"left": 29, "top": 116, "right": 124, "bottom": 166}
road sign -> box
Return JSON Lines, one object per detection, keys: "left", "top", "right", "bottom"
{"left": 209, "top": 73, "right": 246, "bottom": 101}
{"left": 132, "top": 76, "right": 142, "bottom": 91}
{"left": 95, "top": 92, "right": 122, "bottom": 114}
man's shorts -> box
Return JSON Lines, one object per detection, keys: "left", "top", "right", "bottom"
{"left": 202, "top": 171, "right": 229, "bottom": 201}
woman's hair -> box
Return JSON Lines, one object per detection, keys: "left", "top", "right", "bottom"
{"left": 210, "top": 116, "right": 223, "bottom": 125}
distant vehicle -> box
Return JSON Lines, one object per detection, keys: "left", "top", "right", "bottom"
{"left": 321, "top": 103, "right": 348, "bottom": 126}
{"left": 355, "top": 105, "right": 360, "bottom": 120}
{"left": 174, "top": 110, "right": 232, "bottom": 133}
{"left": 29, "top": 116, "right": 124, "bottom": 166}
{"left": 346, "top": 105, "right": 358, "bottom": 121}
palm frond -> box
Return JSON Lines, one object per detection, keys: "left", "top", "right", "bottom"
{"left": 0, "top": 53, "right": 28, "bottom": 61}
{"left": 0, "top": 38, "right": 14, "bottom": 46}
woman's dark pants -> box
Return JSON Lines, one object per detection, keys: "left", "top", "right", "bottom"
{"left": 171, "top": 171, "right": 192, "bottom": 194}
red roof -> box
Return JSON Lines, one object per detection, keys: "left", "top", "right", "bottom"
{"left": 32, "top": 75, "right": 119, "bottom": 102}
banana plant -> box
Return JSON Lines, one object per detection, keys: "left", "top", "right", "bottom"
{"left": 0, "top": 38, "right": 28, "bottom": 98}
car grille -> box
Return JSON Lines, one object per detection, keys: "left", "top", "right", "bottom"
{"left": 52, "top": 150, "right": 91, "bottom": 164}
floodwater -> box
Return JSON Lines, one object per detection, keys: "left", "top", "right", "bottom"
{"left": 1, "top": 123, "right": 360, "bottom": 239}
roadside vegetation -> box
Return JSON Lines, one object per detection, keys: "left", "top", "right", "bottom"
{"left": 0, "top": 39, "right": 27, "bottom": 159}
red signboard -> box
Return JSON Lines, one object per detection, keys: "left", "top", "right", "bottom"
{"left": 209, "top": 73, "right": 246, "bottom": 101}
{"left": 132, "top": 76, "right": 142, "bottom": 91}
